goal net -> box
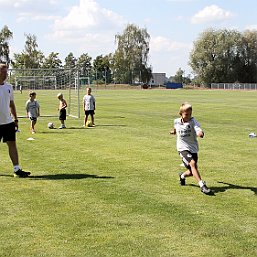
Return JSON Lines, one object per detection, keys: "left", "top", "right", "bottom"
{"left": 8, "top": 68, "right": 83, "bottom": 118}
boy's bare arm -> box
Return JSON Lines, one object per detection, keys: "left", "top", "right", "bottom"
{"left": 170, "top": 128, "right": 176, "bottom": 135}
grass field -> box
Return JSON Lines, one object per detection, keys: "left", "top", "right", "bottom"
{"left": 0, "top": 88, "right": 257, "bottom": 257}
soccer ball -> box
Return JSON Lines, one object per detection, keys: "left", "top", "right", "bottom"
{"left": 48, "top": 122, "right": 54, "bottom": 129}
{"left": 86, "top": 120, "right": 93, "bottom": 127}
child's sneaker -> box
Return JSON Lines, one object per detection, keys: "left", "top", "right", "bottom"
{"left": 200, "top": 184, "right": 211, "bottom": 195}
{"left": 14, "top": 169, "right": 31, "bottom": 178}
{"left": 179, "top": 172, "right": 186, "bottom": 186}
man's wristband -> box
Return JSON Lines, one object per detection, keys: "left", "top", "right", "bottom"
{"left": 14, "top": 119, "right": 18, "bottom": 122}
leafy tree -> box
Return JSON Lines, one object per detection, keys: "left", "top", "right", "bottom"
{"left": 93, "top": 54, "right": 112, "bottom": 84}
{"left": 77, "top": 53, "right": 92, "bottom": 76}
{"left": 42, "top": 52, "right": 62, "bottom": 69}
{"left": 113, "top": 24, "right": 151, "bottom": 84}
{"left": 0, "top": 25, "right": 13, "bottom": 65}
{"left": 237, "top": 30, "right": 257, "bottom": 82}
{"left": 189, "top": 28, "right": 257, "bottom": 84}
{"left": 13, "top": 34, "right": 44, "bottom": 69}
{"left": 173, "top": 68, "right": 184, "bottom": 83}
{"left": 64, "top": 52, "right": 77, "bottom": 69}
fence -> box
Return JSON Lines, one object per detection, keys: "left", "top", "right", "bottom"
{"left": 211, "top": 83, "right": 257, "bottom": 90}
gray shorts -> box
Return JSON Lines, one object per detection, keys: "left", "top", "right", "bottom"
{"left": 179, "top": 150, "right": 198, "bottom": 170}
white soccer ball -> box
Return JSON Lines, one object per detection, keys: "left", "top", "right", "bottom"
{"left": 48, "top": 122, "right": 54, "bottom": 129}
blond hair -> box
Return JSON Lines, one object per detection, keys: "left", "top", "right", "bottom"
{"left": 179, "top": 102, "right": 192, "bottom": 115}
{"left": 57, "top": 93, "right": 63, "bottom": 99}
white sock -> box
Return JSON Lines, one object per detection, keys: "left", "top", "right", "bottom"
{"left": 198, "top": 180, "right": 205, "bottom": 187}
{"left": 180, "top": 173, "right": 185, "bottom": 179}
{"left": 13, "top": 165, "right": 20, "bottom": 172}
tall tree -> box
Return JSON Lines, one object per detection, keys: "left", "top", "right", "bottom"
{"left": 42, "top": 52, "right": 62, "bottom": 69}
{"left": 13, "top": 33, "right": 44, "bottom": 69}
{"left": 188, "top": 28, "right": 257, "bottom": 84}
{"left": 0, "top": 25, "right": 13, "bottom": 65}
{"left": 238, "top": 30, "right": 257, "bottom": 82}
{"left": 113, "top": 24, "right": 151, "bottom": 84}
{"left": 77, "top": 53, "right": 92, "bottom": 76}
{"left": 174, "top": 68, "right": 184, "bottom": 83}
{"left": 64, "top": 52, "right": 77, "bottom": 69}
{"left": 93, "top": 54, "right": 112, "bottom": 83}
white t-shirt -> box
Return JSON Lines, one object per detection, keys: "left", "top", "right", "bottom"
{"left": 0, "top": 82, "right": 14, "bottom": 125}
{"left": 83, "top": 94, "right": 95, "bottom": 111}
{"left": 25, "top": 100, "right": 40, "bottom": 118}
{"left": 174, "top": 117, "right": 203, "bottom": 153}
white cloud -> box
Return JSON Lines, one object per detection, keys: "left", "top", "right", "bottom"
{"left": 0, "top": 0, "right": 59, "bottom": 10}
{"left": 52, "top": 0, "right": 125, "bottom": 33}
{"left": 47, "top": 0, "right": 127, "bottom": 57}
{"left": 191, "top": 5, "right": 233, "bottom": 24}
{"left": 0, "top": 0, "right": 61, "bottom": 22}
{"left": 245, "top": 24, "right": 257, "bottom": 31}
{"left": 150, "top": 36, "right": 191, "bottom": 52}
{"left": 149, "top": 36, "right": 193, "bottom": 74}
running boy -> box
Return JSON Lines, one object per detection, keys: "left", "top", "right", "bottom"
{"left": 83, "top": 87, "right": 95, "bottom": 127}
{"left": 25, "top": 91, "right": 40, "bottom": 134}
{"left": 57, "top": 93, "right": 67, "bottom": 129}
{"left": 170, "top": 102, "right": 211, "bottom": 195}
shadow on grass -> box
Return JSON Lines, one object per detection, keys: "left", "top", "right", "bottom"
{"left": 29, "top": 173, "right": 114, "bottom": 180}
{"left": 0, "top": 173, "right": 114, "bottom": 180}
{"left": 188, "top": 181, "right": 257, "bottom": 196}
{"left": 212, "top": 181, "right": 257, "bottom": 195}
{"left": 40, "top": 125, "right": 127, "bottom": 132}
{"left": 96, "top": 124, "right": 126, "bottom": 127}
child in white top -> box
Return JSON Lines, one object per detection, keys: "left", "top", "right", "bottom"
{"left": 83, "top": 88, "right": 95, "bottom": 127}
{"left": 25, "top": 91, "right": 40, "bottom": 134}
{"left": 170, "top": 102, "right": 211, "bottom": 195}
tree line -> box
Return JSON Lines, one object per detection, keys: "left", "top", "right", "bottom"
{"left": 1, "top": 24, "right": 257, "bottom": 85}
{"left": 0, "top": 24, "right": 152, "bottom": 85}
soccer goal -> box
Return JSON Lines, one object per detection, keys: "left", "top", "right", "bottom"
{"left": 8, "top": 68, "right": 82, "bottom": 118}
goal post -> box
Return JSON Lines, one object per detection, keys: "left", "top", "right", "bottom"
{"left": 8, "top": 68, "right": 82, "bottom": 118}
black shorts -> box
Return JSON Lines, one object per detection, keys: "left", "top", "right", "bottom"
{"left": 85, "top": 110, "right": 94, "bottom": 115}
{"left": 29, "top": 117, "right": 37, "bottom": 121}
{"left": 179, "top": 150, "right": 198, "bottom": 170}
{"left": 0, "top": 122, "right": 16, "bottom": 142}
{"left": 59, "top": 109, "right": 66, "bottom": 120}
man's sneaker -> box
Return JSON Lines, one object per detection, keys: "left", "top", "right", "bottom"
{"left": 201, "top": 184, "right": 212, "bottom": 195}
{"left": 14, "top": 169, "right": 31, "bottom": 178}
{"left": 179, "top": 172, "right": 186, "bottom": 186}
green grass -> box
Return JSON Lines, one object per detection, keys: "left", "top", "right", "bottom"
{"left": 0, "top": 89, "right": 257, "bottom": 257}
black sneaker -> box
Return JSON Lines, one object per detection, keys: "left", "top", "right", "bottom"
{"left": 201, "top": 184, "right": 211, "bottom": 195}
{"left": 179, "top": 172, "right": 185, "bottom": 186}
{"left": 14, "top": 169, "right": 31, "bottom": 178}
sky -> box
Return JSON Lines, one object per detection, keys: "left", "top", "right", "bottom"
{"left": 1, "top": 0, "right": 257, "bottom": 77}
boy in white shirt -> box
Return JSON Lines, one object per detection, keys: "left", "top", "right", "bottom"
{"left": 83, "top": 87, "right": 95, "bottom": 127}
{"left": 170, "top": 102, "right": 211, "bottom": 194}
